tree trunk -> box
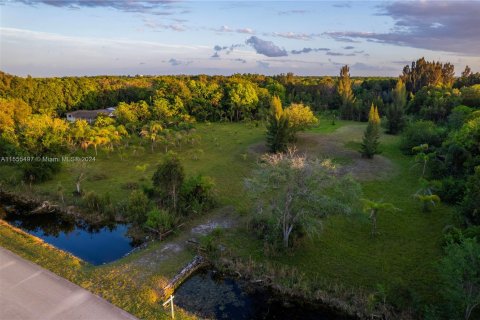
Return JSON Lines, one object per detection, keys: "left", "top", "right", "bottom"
{"left": 172, "top": 185, "right": 177, "bottom": 212}
{"left": 370, "top": 209, "right": 377, "bottom": 237}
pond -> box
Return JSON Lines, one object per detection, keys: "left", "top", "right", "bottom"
{"left": 2, "top": 207, "right": 136, "bottom": 265}
{"left": 175, "top": 270, "right": 352, "bottom": 320}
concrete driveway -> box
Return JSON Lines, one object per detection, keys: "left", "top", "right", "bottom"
{"left": 0, "top": 247, "right": 138, "bottom": 320}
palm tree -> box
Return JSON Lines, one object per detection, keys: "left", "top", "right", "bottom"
{"left": 361, "top": 199, "right": 399, "bottom": 237}
{"left": 412, "top": 144, "right": 430, "bottom": 177}
{"left": 414, "top": 178, "right": 441, "bottom": 212}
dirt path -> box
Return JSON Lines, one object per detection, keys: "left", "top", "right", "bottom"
{"left": 127, "top": 206, "right": 237, "bottom": 275}
{"left": 249, "top": 124, "right": 396, "bottom": 181}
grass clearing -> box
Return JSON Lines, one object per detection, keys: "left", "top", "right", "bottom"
{"left": 220, "top": 124, "right": 455, "bottom": 309}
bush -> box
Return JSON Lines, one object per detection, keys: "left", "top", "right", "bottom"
{"left": 438, "top": 177, "right": 466, "bottom": 204}
{"left": 179, "top": 175, "right": 216, "bottom": 216}
{"left": 127, "top": 190, "right": 151, "bottom": 224}
{"left": 82, "top": 191, "right": 114, "bottom": 217}
{"left": 22, "top": 160, "right": 62, "bottom": 183}
{"left": 448, "top": 105, "right": 473, "bottom": 130}
{"left": 144, "top": 208, "right": 174, "bottom": 233}
{"left": 400, "top": 121, "right": 446, "bottom": 154}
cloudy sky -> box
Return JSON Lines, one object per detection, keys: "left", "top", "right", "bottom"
{"left": 1, "top": 0, "right": 479, "bottom": 77}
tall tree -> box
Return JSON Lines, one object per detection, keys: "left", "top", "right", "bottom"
{"left": 360, "top": 104, "right": 381, "bottom": 158}
{"left": 386, "top": 79, "right": 406, "bottom": 134}
{"left": 266, "top": 96, "right": 289, "bottom": 153}
{"left": 226, "top": 81, "right": 259, "bottom": 121}
{"left": 152, "top": 153, "right": 185, "bottom": 212}
{"left": 337, "top": 65, "right": 356, "bottom": 120}
{"left": 401, "top": 57, "right": 455, "bottom": 93}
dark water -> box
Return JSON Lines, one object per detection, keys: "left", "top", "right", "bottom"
{"left": 3, "top": 208, "right": 135, "bottom": 265}
{"left": 175, "top": 270, "right": 350, "bottom": 320}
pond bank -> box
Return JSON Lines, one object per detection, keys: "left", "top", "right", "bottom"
{"left": 208, "top": 257, "right": 415, "bottom": 320}
{"left": 175, "top": 268, "right": 355, "bottom": 320}
{"left": 0, "top": 189, "right": 139, "bottom": 265}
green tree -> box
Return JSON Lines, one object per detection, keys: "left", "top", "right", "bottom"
{"left": 337, "top": 65, "right": 356, "bottom": 120}
{"left": 283, "top": 103, "right": 318, "bottom": 140}
{"left": 439, "top": 237, "right": 480, "bottom": 320}
{"left": 114, "top": 102, "right": 138, "bottom": 125}
{"left": 226, "top": 81, "right": 259, "bottom": 121}
{"left": 152, "top": 153, "right": 185, "bottom": 212}
{"left": 386, "top": 79, "right": 406, "bottom": 134}
{"left": 360, "top": 104, "right": 381, "bottom": 158}
{"left": 266, "top": 96, "right": 289, "bottom": 153}
{"left": 245, "top": 150, "right": 361, "bottom": 249}
{"left": 460, "top": 166, "right": 480, "bottom": 225}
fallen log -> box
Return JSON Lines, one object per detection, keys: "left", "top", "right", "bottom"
{"left": 162, "top": 255, "right": 209, "bottom": 297}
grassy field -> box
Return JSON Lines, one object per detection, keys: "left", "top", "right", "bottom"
{"left": 0, "top": 119, "right": 456, "bottom": 317}
{"left": 220, "top": 124, "right": 455, "bottom": 311}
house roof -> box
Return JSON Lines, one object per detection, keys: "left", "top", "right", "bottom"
{"left": 66, "top": 109, "right": 111, "bottom": 119}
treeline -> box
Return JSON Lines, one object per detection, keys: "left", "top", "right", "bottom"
{"left": 0, "top": 71, "right": 383, "bottom": 120}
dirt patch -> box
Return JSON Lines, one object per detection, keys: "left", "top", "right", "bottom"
{"left": 129, "top": 206, "right": 237, "bottom": 272}
{"left": 248, "top": 124, "right": 396, "bottom": 181}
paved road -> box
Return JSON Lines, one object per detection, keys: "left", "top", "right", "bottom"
{"left": 0, "top": 247, "right": 138, "bottom": 320}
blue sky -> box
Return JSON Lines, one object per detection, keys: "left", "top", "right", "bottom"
{"left": 1, "top": 0, "right": 479, "bottom": 77}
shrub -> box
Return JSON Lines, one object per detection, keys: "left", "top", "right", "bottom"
{"left": 179, "top": 175, "right": 216, "bottom": 216}
{"left": 448, "top": 105, "right": 473, "bottom": 130}
{"left": 82, "top": 191, "right": 114, "bottom": 217}
{"left": 21, "top": 160, "right": 62, "bottom": 183}
{"left": 127, "top": 190, "right": 151, "bottom": 224}
{"left": 400, "top": 121, "right": 446, "bottom": 154}
{"left": 144, "top": 208, "right": 174, "bottom": 234}
{"left": 438, "top": 237, "right": 480, "bottom": 320}
{"left": 438, "top": 177, "right": 466, "bottom": 204}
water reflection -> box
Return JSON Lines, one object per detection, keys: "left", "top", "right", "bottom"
{"left": 3, "top": 208, "right": 135, "bottom": 265}
{"left": 175, "top": 270, "right": 350, "bottom": 320}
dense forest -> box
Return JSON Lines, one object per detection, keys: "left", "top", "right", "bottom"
{"left": 1, "top": 57, "right": 480, "bottom": 319}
